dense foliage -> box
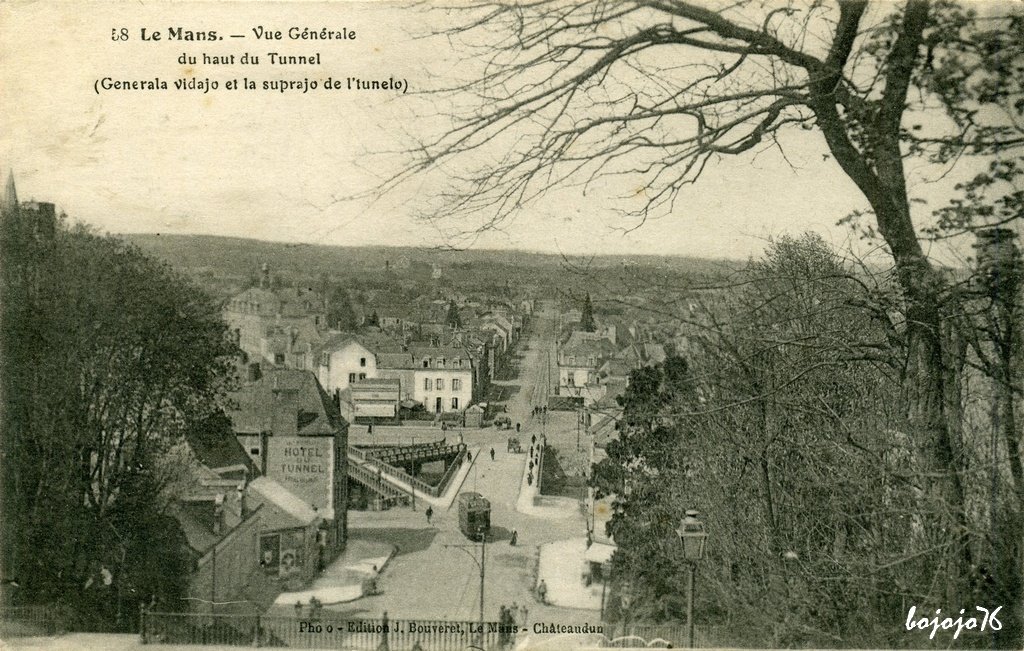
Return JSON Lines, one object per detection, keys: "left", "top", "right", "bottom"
{"left": 592, "top": 235, "right": 1022, "bottom": 647}
{"left": 1, "top": 208, "right": 237, "bottom": 627}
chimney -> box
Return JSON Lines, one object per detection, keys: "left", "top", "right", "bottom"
{"left": 237, "top": 482, "right": 248, "bottom": 519}
{"left": 212, "top": 494, "right": 225, "bottom": 535}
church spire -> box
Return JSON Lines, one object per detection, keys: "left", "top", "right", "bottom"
{"left": 3, "top": 169, "right": 17, "bottom": 213}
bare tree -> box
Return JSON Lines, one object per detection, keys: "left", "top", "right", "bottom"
{"left": 386, "top": 0, "right": 1024, "bottom": 604}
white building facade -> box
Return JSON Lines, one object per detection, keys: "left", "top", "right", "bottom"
{"left": 316, "top": 338, "right": 377, "bottom": 396}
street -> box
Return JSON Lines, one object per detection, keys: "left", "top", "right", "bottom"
{"left": 317, "top": 301, "right": 598, "bottom": 628}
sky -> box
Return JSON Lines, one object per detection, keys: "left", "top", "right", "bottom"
{"left": 0, "top": 1, "right": 1001, "bottom": 262}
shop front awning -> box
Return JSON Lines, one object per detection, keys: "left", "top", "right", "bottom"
{"left": 584, "top": 542, "right": 617, "bottom": 565}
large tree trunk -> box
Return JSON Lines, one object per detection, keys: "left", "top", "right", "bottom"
{"left": 902, "top": 276, "right": 972, "bottom": 602}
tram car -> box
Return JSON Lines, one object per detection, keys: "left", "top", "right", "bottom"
{"left": 457, "top": 492, "right": 491, "bottom": 541}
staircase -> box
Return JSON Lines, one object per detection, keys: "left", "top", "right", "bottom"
{"left": 346, "top": 442, "right": 468, "bottom": 504}
{"left": 347, "top": 459, "right": 412, "bottom": 508}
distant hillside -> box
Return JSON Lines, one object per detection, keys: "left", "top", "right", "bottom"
{"left": 121, "top": 233, "right": 737, "bottom": 279}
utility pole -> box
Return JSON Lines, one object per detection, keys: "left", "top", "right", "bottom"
{"left": 576, "top": 406, "right": 581, "bottom": 452}
{"left": 478, "top": 537, "right": 486, "bottom": 646}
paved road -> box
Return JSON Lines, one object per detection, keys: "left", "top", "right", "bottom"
{"left": 322, "top": 301, "right": 597, "bottom": 628}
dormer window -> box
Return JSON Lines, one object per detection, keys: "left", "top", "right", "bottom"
{"left": 423, "top": 359, "right": 430, "bottom": 368}
{"left": 437, "top": 358, "right": 445, "bottom": 368}
{"left": 360, "top": 357, "right": 367, "bottom": 367}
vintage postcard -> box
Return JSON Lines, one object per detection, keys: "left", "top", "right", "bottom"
{"left": 1, "top": 1, "right": 1022, "bottom": 649}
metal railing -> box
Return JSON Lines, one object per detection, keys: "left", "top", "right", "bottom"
{"left": 0, "top": 604, "right": 136, "bottom": 636}
{"left": 349, "top": 445, "right": 467, "bottom": 499}
{"left": 534, "top": 436, "right": 546, "bottom": 496}
{"left": 0, "top": 605, "right": 66, "bottom": 637}
{"left": 347, "top": 461, "right": 411, "bottom": 507}
{"left": 141, "top": 611, "right": 504, "bottom": 649}
{"left": 371, "top": 442, "right": 465, "bottom": 466}
{"left": 599, "top": 622, "right": 722, "bottom": 648}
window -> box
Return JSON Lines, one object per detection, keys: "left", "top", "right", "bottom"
{"left": 423, "top": 360, "right": 430, "bottom": 368}
{"left": 452, "top": 379, "right": 461, "bottom": 391}
{"left": 436, "top": 378, "right": 444, "bottom": 390}
{"left": 274, "top": 353, "right": 285, "bottom": 365}
{"left": 320, "top": 352, "right": 330, "bottom": 368}
{"left": 588, "top": 356, "right": 595, "bottom": 366}
{"left": 451, "top": 397, "right": 459, "bottom": 410}
{"left": 349, "top": 373, "right": 357, "bottom": 383}
{"left": 453, "top": 359, "right": 461, "bottom": 368}
{"left": 360, "top": 357, "right": 367, "bottom": 367}
{"left": 424, "top": 378, "right": 432, "bottom": 390}
{"left": 359, "top": 373, "right": 367, "bottom": 380}
{"left": 250, "top": 447, "right": 260, "bottom": 456}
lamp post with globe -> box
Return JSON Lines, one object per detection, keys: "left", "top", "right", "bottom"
{"left": 675, "top": 510, "right": 708, "bottom": 648}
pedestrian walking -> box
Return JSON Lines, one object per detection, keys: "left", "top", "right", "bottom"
{"left": 531, "top": 434, "right": 536, "bottom": 445}
{"left": 489, "top": 447, "right": 495, "bottom": 461}
{"left": 425, "top": 505, "right": 433, "bottom": 525}
{"left": 516, "top": 422, "right": 521, "bottom": 433}
{"left": 527, "top": 473, "right": 533, "bottom": 486}
{"left": 528, "top": 460, "right": 534, "bottom": 472}
{"left": 537, "top": 580, "right": 548, "bottom": 604}
{"left": 466, "top": 451, "right": 472, "bottom": 462}
{"left": 509, "top": 530, "right": 518, "bottom": 546}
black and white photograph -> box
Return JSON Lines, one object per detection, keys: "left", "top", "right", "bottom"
{"left": 1, "top": 1, "right": 1022, "bottom": 649}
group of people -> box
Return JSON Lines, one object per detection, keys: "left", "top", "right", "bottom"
{"left": 294, "top": 596, "right": 323, "bottom": 620}
{"left": 526, "top": 434, "right": 540, "bottom": 486}
{"left": 501, "top": 601, "right": 529, "bottom": 627}
{"left": 497, "top": 601, "right": 529, "bottom": 645}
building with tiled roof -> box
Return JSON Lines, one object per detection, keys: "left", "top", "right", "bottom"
{"left": 376, "top": 345, "right": 475, "bottom": 415}
{"left": 169, "top": 468, "right": 266, "bottom": 615}
{"left": 223, "top": 266, "right": 328, "bottom": 363}
{"left": 228, "top": 368, "right": 348, "bottom": 552}
{"left": 557, "top": 331, "right": 617, "bottom": 401}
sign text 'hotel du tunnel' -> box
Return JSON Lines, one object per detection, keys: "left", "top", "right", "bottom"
{"left": 280, "top": 445, "right": 327, "bottom": 474}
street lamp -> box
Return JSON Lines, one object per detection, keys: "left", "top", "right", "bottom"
{"left": 675, "top": 510, "right": 707, "bottom": 649}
